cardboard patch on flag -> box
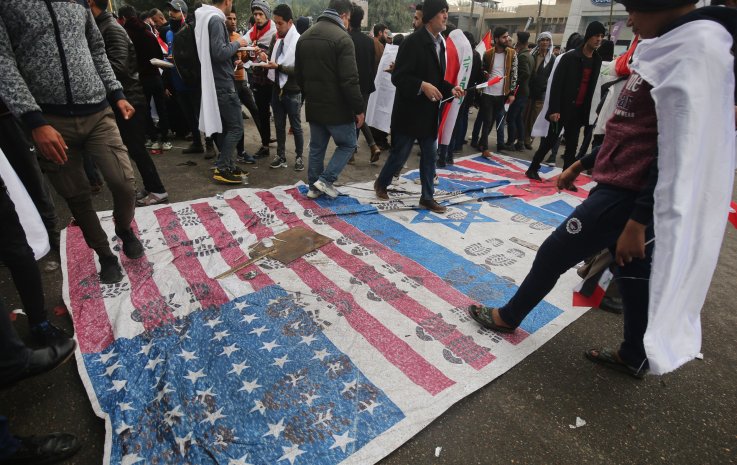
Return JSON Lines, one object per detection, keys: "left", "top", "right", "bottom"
{"left": 63, "top": 154, "right": 591, "bottom": 464}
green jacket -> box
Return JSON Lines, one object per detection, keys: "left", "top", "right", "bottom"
{"left": 516, "top": 49, "right": 533, "bottom": 97}
{"left": 295, "top": 10, "right": 364, "bottom": 125}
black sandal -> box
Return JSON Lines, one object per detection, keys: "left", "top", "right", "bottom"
{"left": 585, "top": 348, "right": 648, "bottom": 379}
{"left": 468, "top": 305, "right": 516, "bottom": 333}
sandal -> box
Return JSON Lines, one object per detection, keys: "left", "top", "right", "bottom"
{"left": 585, "top": 348, "right": 648, "bottom": 379}
{"left": 468, "top": 305, "right": 516, "bottom": 333}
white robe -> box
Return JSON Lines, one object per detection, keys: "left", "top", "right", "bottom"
{"left": 636, "top": 20, "right": 736, "bottom": 374}
{"left": 195, "top": 5, "right": 226, "bottom": 136}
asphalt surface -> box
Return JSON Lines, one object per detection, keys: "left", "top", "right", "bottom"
{"left": 1, "top": 110, "right": 736, "bottom": 465}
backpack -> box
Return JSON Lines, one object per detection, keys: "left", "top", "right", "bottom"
{"left": 173, "top": 23, "right": 201, "bottom": 87}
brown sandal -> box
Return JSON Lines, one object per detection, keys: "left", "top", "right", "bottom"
{"left": 468, "top": 305, "right": 516, "bottom": 333}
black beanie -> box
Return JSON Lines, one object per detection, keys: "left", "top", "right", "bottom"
{"left": 616, "top": 0, "right": 698, "bottom": 11}
{"left": 422, "top": 0, "right": 449, "bottom": 24}
{"left": 584, "top": 21, "right": 606, "bottom": 41}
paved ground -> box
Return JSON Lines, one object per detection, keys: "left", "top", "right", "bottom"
{"left": 1, "top": 110, "right": 736, "bottom": 464}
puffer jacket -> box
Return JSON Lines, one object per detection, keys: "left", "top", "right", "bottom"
{"left": 0, "top": 0, "right": 124, "bottom": 129}
{"left": 95, "top": 10, "right": 146, "bottom": 107}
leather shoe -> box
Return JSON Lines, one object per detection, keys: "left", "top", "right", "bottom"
{"left": 481, "top": 150, "right": 493, "bottom": 159}
{"left": 182, "top": 144, "right": 204, "bottom": 154}
{"left": 419, "top": 198, "right": 447, "bottom": 213}
{"left": 374, "top": 180, "right": 389, "bottom": 200}
{"left": 116, "top": 228, "right": 144, "bottom": 259}
{"left": 525, "top": 169, "right": 542, "bottom": 181}
{"left": 2, "top": 432, "right": 81, "bottom": 464}
{"left": 369, "top": 144, "right": 381, "bottom": 163}
{"left": 1, "top": 338, "right": 76, "bottom": 389}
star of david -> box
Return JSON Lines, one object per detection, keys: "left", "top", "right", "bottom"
{"left": 411, "top": 203, "right": 495, "bottom": 233}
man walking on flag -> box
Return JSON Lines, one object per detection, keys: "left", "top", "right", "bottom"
{"left": 374, "top": 0, "right": 464, "bottom": 213}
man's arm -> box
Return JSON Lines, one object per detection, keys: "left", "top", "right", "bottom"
{"left": 336, "top": 36, "right": 365, "bottom": 117}
{"left": 85, "top": 9, "right": 124, "bottom": 102}
{"left": 508, "top": 51, "right": 518, "bottom": 95}
{"left": 518, "top": 53, "right": 531, "bottom": 92}
{"left": 391, "top": 40, "right": 421, "bottom": 98}
{"left": 208, "top": 17, "right": 241, "bottom": 62}
{"left": 547, "top": 55, "right": 567, "bottom": 117}
{"left": 101, "top": 22, "right": 130, "bottom": 83}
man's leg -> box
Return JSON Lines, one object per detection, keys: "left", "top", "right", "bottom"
{"left": 141, "top": 77, "right": 158, "bottom": 141}
{"left": 116, "top": 106, "right": 166, "bottom": 195}
{"left": 0, "top": 298, "right": 31, "bottom": 384}
{"left": 307, "top": 123, "right": 331, "bottom": 187}
{"left": 493, "top": 96, "right": 507, "bottom": 149}
{"left": 376, "top": 133, "right": 414, "bottom": 189}
{"left": 418, "top": 136, "right": 438, "bottom": 200}
{"left": 496, "top": 187, "right": 638, "bottom": 328}
{"left": 252, "top": 82, "right": 272, "bottom": 152}
{"left": 216, "top": 88, "right": 244, "bottom": 173}
{"left": 478, "top": 94, "right": 493, "bottom": 150}
{"left": 320, "top": 122, "right": 357, "bottom": 184}
{"left": 176, "top": 90, "right": 203, "bottom": 148}
{"left": 285, "top": 93, "right": 304, "bottom": 161}
{"left": 358, "top": 93, "right": 377, "bottom": 147}
{"left": 149, "top": 76, "right": 170, "bottom": 143}
{"left": 237, "top": 80, "right": 262, "bottom": 135}
{"left": 527, "top": 122, "right": 561, "bottom": 176}
{"left": 561, "top": 115, "right": 583, "bottom": 170}
{"left": 271, "top": 91, "right": 288, "bottom": 166}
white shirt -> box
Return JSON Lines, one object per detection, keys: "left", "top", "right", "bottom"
{"left": 485, "top": 52, "right": 505, "bottom": 96}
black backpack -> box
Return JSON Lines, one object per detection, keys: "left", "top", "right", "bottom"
{"left": 173, "top": 23, "right": 201, "bottom": 87}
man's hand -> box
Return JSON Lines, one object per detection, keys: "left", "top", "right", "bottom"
{"left": 164, "top": 89, "right": 172, "bottom": 98}
{"left": 116, "top": 100, "right": 135, "bottom": 120}
{"left": 421, "top": 81, "right": 442, "bottom": 102}
{"left": 384, "top": 61, "right": 395, "bottom": 73}
{"left": 32, "top": 125, "right": 68, "bottom": 165}
{"left": 355, "top": 113, "right": 365, "bottom": 129}
{"left": 549, "top": 112, "right": 561, "bottom": 122}
{"left": 237, "top": 36, "right": 247, "bottom": 47}
{"left": 615, "top": 219, "right": 647, "bottom": 267}
{"left": 556, "top": 160, "right": 583, "bottom": 191}
{"left": 506, "top": 95, "right": 516, "bottom": 105}
{"left": 262, "top": 62, "right": 278, "bottom": 69}
{"left": 451, "top": 86, "right": 465, "bottom": 99}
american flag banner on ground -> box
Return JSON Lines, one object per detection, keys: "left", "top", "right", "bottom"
{"left": 63, "top": 154, "right": 595, "bottom": 465}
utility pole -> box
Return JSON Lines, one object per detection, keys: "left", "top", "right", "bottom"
{"left": 608, "top": 0, "right": 614, "bottom": 39}
{"left": 535, "top": 0, "right": 543, "bottom": 38}
{"left": 469, "top": 0, "right": 475, "bottom": 35}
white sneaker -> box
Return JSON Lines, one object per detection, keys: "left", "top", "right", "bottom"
{"left": 306, "top": 188, "right": 322, "bottom": 199}
{"left": 150, "top": 141, "right": 162, "bottom": 150}
{"left": 161, "top": 141, "right": 173, "bottom": 151}
{"left": 313, "top": 179, "right": 339, "bottom": 198}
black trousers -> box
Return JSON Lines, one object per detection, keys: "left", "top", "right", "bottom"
{"left": 115, "top": 106, "right": 166, "bottom": 194}
{"left": 141, "top": 75, "right": 170, "bottom": 142}
{"left": 236, "top": 80, "right": 262, "bottom": 155}
{"left": 251, "top": 81, "right": 272, "bottom": 147}
{"left": 176, "top": 89, "right": 202, "bottom": 147}
{"left": 0, "top": 179, "right": 47, "bottom": 327}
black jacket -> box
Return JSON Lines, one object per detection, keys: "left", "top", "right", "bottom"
{"left": 123, "top": 17, "right": 163, "bottom": 78}
{"left": 349, "top": 29, "right": 376, "bottom": 95}
{"left": 95, "top": 11, "right": 146, "bottom": 107}
{"left": 528, "top": 53, "right": 555, "bottom": 102}
{"left": 546, "top": 47, "right": 602, "bottom": 122}
{"left": 391, "top": 28, "right": 453, "bottom": 138}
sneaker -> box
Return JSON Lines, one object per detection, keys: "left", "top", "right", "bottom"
{"left": 136, "top": 191, "right": 169, "bottom": 206}
{"left": 306, "top": 188, "right": 322, "bottom": 199}
{"left": 313, "top": 179, "right": 339, "bottom": 198}
{"left": 145, "top": 139, "right": 154, "bottom": 149}
{"left": 294, "top": 157, "right": 305, "bottom": 171}
{"left": 255, "top": 146, "right": 270, "bottom": 159}
{"left": 161, "top": 141, "right": 173, "bottom": 151}
{"left": 150, "top": 141, "right": 162, "bottom": 150}
{"left": 116, "top": 228, "right": 144, "bottom": 259}
{"left": 213, "top": 169, "right": 243, "bottom": 184}
{"left": 99, "top": 255, "right": 123, "bottom": 284}
{"left": 183, "top": 144, "right": 204, "bottom": 154}
{"left": 270, "top": 156, "right": 287, "bottom": 169}
{"left": 232, "top": 166, "right": 249, "bottom": 178}
{"left": 30, "top": 320, "right": 72, "bottom": 346}
{"left": 237, "top": 152, "right": 256, "bottom": 164}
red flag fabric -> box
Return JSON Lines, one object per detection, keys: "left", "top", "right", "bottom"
{"left": 729, "top": 201, "right": 737, "bottom": 229}
{"left": 572, "top": 269, "right": 613, "bottom": 308}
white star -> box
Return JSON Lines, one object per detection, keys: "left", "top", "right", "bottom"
{"left": 277, "top": 443, "right": 306, "bottom": 465}
{"left": 98, "top": 350, "right": 117, "bottom": 363}
{"left": 329, "top": 430, "right": 356, "bottom": 453}
{"left": 145, "top": 356, "right": 163, "bottom": 370}
{"left": 238, "top": 379, "right": 262, "bottom": 394}
{"left": 260, "top": 339, "right": 281, "bottom": 352}
{"left": 103, "top": 361, "right": 122, "bottom": 376}
{"left": 109, "top": 379, "right": 127, "bottom": 392}
{"left": 184, "top": 369, "right": 206, "bottom": 384}
{"left": 178, "top": 349, "right": 198, "bottom": 362}
{"left": 228, "top": 454, "right": 254, "bottom": 465}
{"left": 234, "top": 300, "right": 249, "bottom": 311}
{"left": 250, "top": 400, "right": 266, "bottom": 415}
{"left": 262, "top": 418, "right": 286, "bottom": 438}
{"left": 201, "top": 407, "right": 227, "bottom": 425}
{"left": 118, "top": 402, "right": 134, "bottom": 412}
{"left": 174, "top": 432, "right": 194, "bottom": 457}
{"left": 228, "top": 361, "right": 250, "bottom": 376}
{"left": 154, "top": 383, "right": 175, "bottom": 402}
{"left": 289, "top": 321, "right": 302, "bottom": 330}
{"left": 211, "top": 330, "right": 230, "bottom": 341}
{"left": 302, "top": 392, "right": 320, "bottom": 406}
{"left": 220, "top": 344, "right": 240, "bottom": 357}
{"left": 312, "top": 348, "right": 331, "bottom": 361}
{"left": 272, "top": 355, "right": 290, "bottom": 368}
{"left": 312, "top": 408, "right": 333, "bottom": 427}
{"left": 204, "top": 317, "right": 223, "bottom": 328}
{"left": 138, "top": 342, "right": 153, "bottom": 356}
{"left": 341, "top": 379, "right": 357, "bottom": 395}
{"left": 241, "top": 313, "right": 258, "bottom": 324}
{"left": 360, "top": 400, "right": 382, "bottom": 415}
{"left": 115, "top": 421, "right": 132, "bottom": 434}
{"left": 196, "top": 387, "right": 217, "bottom": 403}
{"left": 249, "top": 326, "right": 269, "bottom": 337}
{"left": 121, "top": 453, "right": 144, "bottom": 465}
{"left": 287, "top": 373, "right": 304, "bottom": 387}
{"left": 164, "top": 405, "right": 184, "bottom": 426}
{"left": 299, "top": 334, "right": 317, "bottom": 346}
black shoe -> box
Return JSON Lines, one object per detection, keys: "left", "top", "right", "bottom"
{"left": 232, "top": 166, "right": 249, "bottom": 178}
{"left": 418, "top": 198, "right": 447, "bottom": 213}
{"left": 599, "top": 295, "right": 624, "bottom": 314}
{"left": 213, "top": 169, "right": 243, "bottom": 184}
{"left": 545, "top": 155, "right": 557, "bottom": 164}
{"left": 294, "top": 157, "right": 305, "bottom": 171}
{"left": 503, "top": 143, "right": 516, "bottom": 151}
{"left": 496, "top": 144, "right": 506, "bottom": 152}
{"left": 116, "top": 228, "right": 144, "bottom": 259}
{"left": 99, "top": 255, "right": 123, "bottom": 284}
{"left": 269, "top": 156, "right": 287, "bottom": 169}
{"left": 470, "top": 142, "right": 480, "bottom": 150}
{"left": 447, "top": 156, "right": 454, "bottom": 165}
{"left": 30, "top": 321, "right": 72, "bottom": 347}
{"left": 2, "top": 432, "right": 81, "bottom": 463}
{"left": 437, "top": 158, "right": 446, "bottom": 168}
{"left": 525, "top": 169, "right": 542, "bottom": 181}
{"left": 1, "top": 338, "right": 76, "bottom": 389}
{"left": 524, "top": 143, "right": 533, "bottom": 150}
{"left": 514, "top": 143, "right": 524, "bottom": 151}
{"left": 182, "top": 144, "right": 204, "bottom": 154}
{"left": 237, "top": 152, "right": 256, "bottom": 164}
{"left": 255, "top": 146, "right": 270, "bottom": 158}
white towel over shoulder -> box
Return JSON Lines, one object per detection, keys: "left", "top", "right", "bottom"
{"left": 195, "top": 5, "right": 226, "bottom": 136}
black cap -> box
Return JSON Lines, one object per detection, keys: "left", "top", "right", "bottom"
{"left": 615, "top": 0, "right": 698, "bottom": 11}
{"left": 422, "top": 0, "right": 449, "bottom": 24}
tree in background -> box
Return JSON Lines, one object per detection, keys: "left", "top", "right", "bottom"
{"left": 367, "top": 0, "right": 416, "bottom": 33}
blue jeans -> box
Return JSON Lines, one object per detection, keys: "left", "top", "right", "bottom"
{"left": 307, "top": 122, "right": 357, "bottom": 186}
{"left": 272, "top": 90, "right": 304, "bottom": 160}
{"left": 479, "top": 94, "right": 506, "bottom": 149}
{"left": 377, "top": 132, "right": 437, "bottom": 200}
{"left": 215, "top": 88, "right": 243, "bottom": 172}
{"left": 507, "top": 94, "right": 527, "bottom": 145}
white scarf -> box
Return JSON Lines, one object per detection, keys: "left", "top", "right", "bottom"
{"left": 195, "top": 5, "right": 225, "bottom": 136}
{"left": 636, "top": 20, "right": 735, "bottom": 374}
{"left": 267, "top": 24, "right": 299, "bottom": 89}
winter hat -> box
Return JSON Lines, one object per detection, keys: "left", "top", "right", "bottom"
{"left": 584, "top": 21, "right": 606, "bottom": 41}
{"left": 422, "top": 0, "right": 449, "bottom": 24}
{"left": 615, "top": 0, "right": 698, "bottom": 11}
{"left": 251, "top": 0, "right": 272, "bottom": 19}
